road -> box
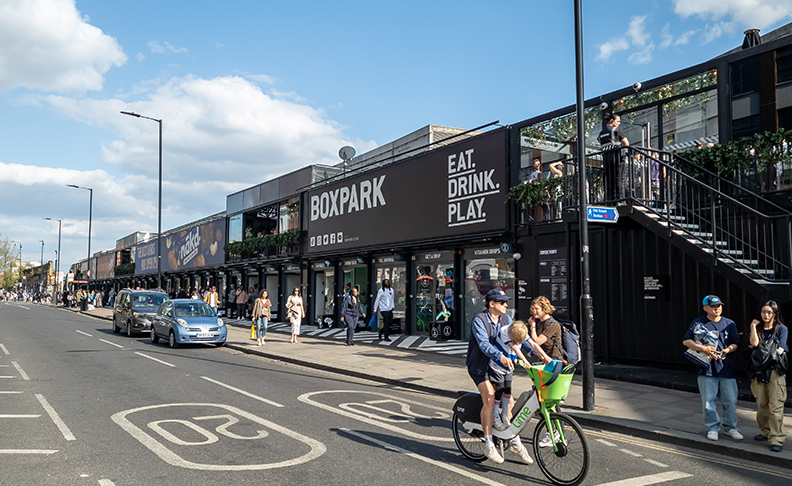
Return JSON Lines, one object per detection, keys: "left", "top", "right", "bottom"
{"left": 1, "top": 301, "right": 790, "bottom": 486}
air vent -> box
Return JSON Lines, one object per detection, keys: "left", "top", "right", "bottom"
{"left": 742, "top": 28, "right": 761, "bottom": 49}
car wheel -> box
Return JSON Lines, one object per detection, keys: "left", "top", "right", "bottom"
{"left": 150, "top": 328, "right": 159, "bottom": 344}
{"left": 126, "top": 320, "right": 134, "bottom": 337}
{"left": 169, "top": 331, "right": 179, "bottom": 349}
{"left": 112, "top": 317, "right": 119, "bottom": 333}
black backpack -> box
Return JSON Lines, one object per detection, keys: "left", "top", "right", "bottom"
{"left": 549, "top": 319, "right": 581, "bottom": 365}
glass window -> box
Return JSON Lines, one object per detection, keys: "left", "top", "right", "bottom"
{"left": 661, "top": 90, "right": 719, "bottom": 147}
{"left": 244, "top": 204, "right": 277, "bottom": 239}
{"left": 777, "top": 46, "right": 792, "bottom": 84}
{"left": 228, "top": 215, "right": 243, "bottom": 243}
{"left": 414, "top": 262, "right": 454, "bottom": 335}
{"left": 279, "top": 197, "right": 300, "bottom": 233}
{"left": 463, "top": 257, "right": 515, "bottom": 340}
{"left": 227, "top": 192, "right": 243, "bottom": 215}
{"left": 374, "top": 263, "right": 406, "bottom": 323}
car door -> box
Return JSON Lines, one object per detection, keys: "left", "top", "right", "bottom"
{"left": 155, "top": 302, "right": 171, "bottom": 337}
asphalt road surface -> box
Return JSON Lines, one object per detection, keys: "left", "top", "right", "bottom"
{"left": 1, "top": 301, "right": 790, "bottom": 486}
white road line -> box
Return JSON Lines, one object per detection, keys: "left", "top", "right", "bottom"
{"left": 438, "top": 349, "right": 469, "bottom": 355}
{"left": 134, "top": 352, "right": 175, "bottom": 368}
{"left": 0, "top": 343, "right": 9, "bottom": 355}
{"left": 619, "top": 448, "right": 643, "bottom": 457}
{"left": 0, "top": 449, "right": 58, "bottom": 454}
{"left": 644, "top": 459, "right": 669, "bottom": 468}
{"left": 341, "top": 428, "right": 506, "bottom": 486}
{"left": 0, "top": 414, "right": 41, "bottom": 418}
{"left": 596, "top": 438, "right": 618, "bottom": 447}
{"left": 76, "top": 330, "right": 94, "bottom": 337}
{"left": 11, "top": 361, "right": 30, "bottom": 380}
{"left": 595, "top": 471, "right": 693, "bottom": 486}
{"left": 0, "top": 391, "right": 24, "bottom": 394}
{"left": 98, "top": 479, "right": 116, "bottom": 486}
{"left": 200, "top": 376, "right": 284, "bottom": 407}
{"left": 17, "top": 305, "right": 30, "bottom": 310}
{"left": 35, "top": 394, "right": 76, "bottom": 441}
{"left": 98, "top": 339, "right": 124, "bottom": 349}
{"left": 0, "top": 376, "right": 16, "bottom": 379}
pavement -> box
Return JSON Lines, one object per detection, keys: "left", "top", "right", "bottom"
{"left": 60, "top": 303, "right": 792, "bottom": 469}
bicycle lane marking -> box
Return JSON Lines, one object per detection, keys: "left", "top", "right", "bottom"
{"left": 36, "top": 394, "right": 77, "bottom": 441}
{"left": 0, "top": 343, "right": 9, "bottom": 355}
{"left": 298, "top": 390, "right": 454, "bottom": 442}
{"left": 341, "top": 427, "right": 507, "bottom": 486}
{"left": 200, "top": 376, "right": 283, "bottom": 407}
{"left": 11, "top": 361, "right": 30, "bottom": 380}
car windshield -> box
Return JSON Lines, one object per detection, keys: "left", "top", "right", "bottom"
{"left": 132, "top": 293, "right": 167, "bottom": 309}
{"left": 174, "top": 302, "right": 216, "bottom": 318}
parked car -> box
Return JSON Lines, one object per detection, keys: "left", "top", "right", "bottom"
{"left": 151, "top": 299, "right": 227, "bottom": 348}
{"left": 112, "top": 289, "right": 168, "bottom": 336}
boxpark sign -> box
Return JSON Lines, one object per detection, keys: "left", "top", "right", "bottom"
{"left": 304, "top": 128, "right": 508, "bottom": 255}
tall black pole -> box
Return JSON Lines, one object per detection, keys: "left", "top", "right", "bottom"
{"left": 574, "top": 0, "right": 595, "bottom": 411}
{"left": 157, "top": 119, "right": 162, "bottom": 290}
{"left": 88, "top": 188, "right": 93, "bottom": 285}
{"left": 40, "top": 240, "right": 44, "bottom": 266}
{"left": 56, "top": 220, "right": 61, "bottom": 302}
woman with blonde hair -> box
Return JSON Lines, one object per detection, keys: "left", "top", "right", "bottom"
{"left": 527, "top": 295, "right": 563, "bottom": 360}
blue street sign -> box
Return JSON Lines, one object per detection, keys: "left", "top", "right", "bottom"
{"left": 587, "top": 206, "right": 619, "bottom": 223}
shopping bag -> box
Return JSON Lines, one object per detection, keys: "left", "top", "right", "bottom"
{"left": 250, "top": 323, "right": 256, "bottom": 340}
{"left": 369, "top": 314, "right": 377, "bottom": 329}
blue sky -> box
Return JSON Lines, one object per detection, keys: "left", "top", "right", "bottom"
{"left": 2, "top": 0, "right": 791, "bottom": 273}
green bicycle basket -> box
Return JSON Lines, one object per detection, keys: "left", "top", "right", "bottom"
{"left": 526, "top": 360, "right": 575, "bottom": 403}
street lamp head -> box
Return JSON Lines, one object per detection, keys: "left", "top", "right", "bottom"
{"left": 66, "top": 184, "right": 79, "bottom": 188}
{"left": 120, "top": 110, "right": 141, "bottom": 118}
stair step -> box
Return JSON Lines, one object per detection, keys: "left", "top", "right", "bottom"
{"left": 718, "top": 257, "right": 760, "bottom": 268}
{"left": 702, "top": 248, "right": 744, "bottom": 256}
{"left": 737, "top": 267, "right": 775, "bottom": 277}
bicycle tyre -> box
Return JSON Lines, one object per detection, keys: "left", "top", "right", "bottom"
{"left": 532, "top": 412, "right": 589, "bottom": 486}
{"left": 451, "top": 412, "right": 486, "bottom": 462}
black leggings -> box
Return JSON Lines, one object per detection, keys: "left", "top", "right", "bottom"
{"left": 494, "top": 379, "right": 513, "bottom": 400}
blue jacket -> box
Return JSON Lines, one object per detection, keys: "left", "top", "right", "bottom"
{"left": 341, "top": 294, "right": 363, "bottom": 325}
{"left": 466, "top": 311, "right": 512, "bottom": 376}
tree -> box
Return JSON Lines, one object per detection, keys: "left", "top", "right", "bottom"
{"left": 0, "top": 237, "right": 19, "bottom": 290}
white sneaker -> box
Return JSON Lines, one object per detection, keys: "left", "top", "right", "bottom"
{"left": 539, "top": 431, "right": 560, "bottom": 448}
{"left": 493, "top": 414, "right": 508, "bottom": 431}
{"left": 707, "top": 430, "right": 719, "bottom": 441}
{"left": 510, "top": 442, "right": 534, "bottom": 464}
{"left": 725, "top": 429, "right": 743, "bottom": 440}
{"left": 484, "top": 442, "right": 504, "bottom": 464}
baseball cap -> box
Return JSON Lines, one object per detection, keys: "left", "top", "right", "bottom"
{"left": 702, "top": 295, "right": 724, "bottom": 306}
{"left": 485, "top": 288, "right": 511, "bottom": 302}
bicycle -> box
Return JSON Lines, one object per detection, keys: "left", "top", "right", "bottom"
{"left": 451, "top": 360, "right": 590, "bottom": 486}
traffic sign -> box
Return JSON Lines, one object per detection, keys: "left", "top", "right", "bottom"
{"left": 587, "top": 206, "right": 619, "bottom": 223}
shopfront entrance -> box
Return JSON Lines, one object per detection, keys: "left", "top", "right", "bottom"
{"left": 341, "top": 258, "right": 369, "bottom": 316}
{"left": 311, "top": 262, "right": 335, "bottom": 328}
{"left": 462, "top": 246, "right": 516, "bottom": 340}
{"left": 373, "top": 255, "right": 406, "bottom": 333}
{"left": 413, "top": 251, "right": 455, "bottom": 335}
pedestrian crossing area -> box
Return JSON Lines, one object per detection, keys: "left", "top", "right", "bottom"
{"left": 222, "top": 318, "right": 469, "bottom": 356}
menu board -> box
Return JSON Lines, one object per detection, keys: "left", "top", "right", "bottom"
{"left": 538, "top": 247, "right": 569, "bottom": 317}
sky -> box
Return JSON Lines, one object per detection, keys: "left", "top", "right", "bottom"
{"left": 1, "top": 0, "right": 792, "bottom": 273}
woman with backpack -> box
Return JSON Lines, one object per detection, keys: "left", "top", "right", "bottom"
{"left": 748, "top": 300, "right": 788, "bottom": 453}
{"left": 527, "top": 295, "right": 564, "bottom": 361}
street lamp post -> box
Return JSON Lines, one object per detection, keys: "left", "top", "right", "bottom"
{"left": 120, "top": 110, "right": 163, "bottom": 289}
{"left": 573, "top": 0, "right": 595, "bottom": 411}
{"left": 44, "top": 218, "right": 62, "bottom": 304}
{"left": 67, "top": 185, "right": 92, "bottom": 284}
{"left": 39, "top": 240, "right": 44, "bottom": 266}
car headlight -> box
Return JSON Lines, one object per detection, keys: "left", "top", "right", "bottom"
{"left": 217, "top": 318, "right": 225, "bottom": 326}
{"left": 176, "top": 319, "right": 188, "bottom": 327}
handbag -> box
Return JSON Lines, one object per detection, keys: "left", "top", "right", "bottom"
{"left": 751, "top": 327, "right": 787, "bottom": 381}
{"left": 250, "top": 323, "right": 256, "bottom": 340}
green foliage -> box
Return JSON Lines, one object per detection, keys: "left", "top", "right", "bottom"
{"left": 113, "top": 263, "right": 135, "bottom": 276}
{"left": 681, "top": 128, "right": 792, "bottom": 178}
{"left": 507, "top": 177, "right": 570, "bottom": 207}
{"left": 0, "top": 237, "right": 19, "bottom": 289}
{"left": 224, "top": 229, "right": 301, "bottom": 258}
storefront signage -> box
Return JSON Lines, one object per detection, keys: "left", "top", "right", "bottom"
{"left": 375, "top": 256, "right": 395, "bottom": 264}
{"left": 538, "top": 247, "right": 569, "bottom": 317}
{"left": 643, "top": 275, "right": 669, "bottom": 301}
{"left": 95, "top": 253, "right": 116, "bottom": 280}
{"left": 304, "top": 129, "right": 508, "bottom": 254}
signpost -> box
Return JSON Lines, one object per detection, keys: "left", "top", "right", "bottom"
{"left": 587, "top": 206, "right": 619, "bottom": 223}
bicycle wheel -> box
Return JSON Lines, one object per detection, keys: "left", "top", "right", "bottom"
{"left": 452, "top": 413, "right": 486, "bottom": 462}
{"left": 532, "top": 412, "right": 589, "bottom": 486}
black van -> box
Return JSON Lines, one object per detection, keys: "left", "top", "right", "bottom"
{"left": 112, "top": 289, "right": 168, "bottom": 336}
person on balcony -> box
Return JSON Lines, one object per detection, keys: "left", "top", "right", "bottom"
{"left": 598, "top": 114, "right": 629, "bottom": 201}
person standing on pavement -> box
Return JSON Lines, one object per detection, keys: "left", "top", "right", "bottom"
{"left": 465, "top": 288, "right": 514, "bottom": 464}
{"left": 683, "top": 295, "right": 743, "bottom": 442}
{"left": 203, "top": 286, "right": 220, "bottom": 315}
{"left": 226, "top": 284, "right": 236, "bottom": 319}
{"left": 340, "top": 287, "right": 364, "bottom": 346}
{"left": 527, "top": 296, "right": 564, "bottom": 361}
{"left": 748, "top": 300, "right": 788, "bottom": 453}
{"left": 235, "top": 286, "right": 248, "bottom": 321}
{"left": 251, "top": 289, "right": 272, "bottom": 346}
{"left": 286, "top": 287, "right": 305, "bottom": 343}
{"left": 373, "top": 279, "right": 394, "bottom": 341}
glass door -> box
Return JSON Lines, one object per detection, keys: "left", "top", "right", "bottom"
{"left": 313, "top": 269, "right": 335, "bottom": 327}
{"left": 414, "top": 261, "right": 455, "bottom": 334}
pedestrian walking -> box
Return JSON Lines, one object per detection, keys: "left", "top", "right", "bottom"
{"left": 251, "top": 290, "right": 271, "bottom": 346}
{"left": 226, "top": 284, "right": 236, "bottom": 319}
{"left": 373, "top": 279, "right": 395, "bottom": 341}
{"left": 286, "top": 287, "right": 305, "bottom": 343}
{"left": 340, "top": 287, "right": 364, "bottom": 346}
{"left": 235, "top": 286, "right": 248, "bottom": 321}
{"left": 748, "top": 300, "right": 788, "bottom": 453}
{"left": 682, "top": 295, "right": 743, "bottom": 441}
{"left": 203, "top": 286, "right": 220, "bottom": 314}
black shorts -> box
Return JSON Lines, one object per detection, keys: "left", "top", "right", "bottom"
{"left": 469, "top": 371, "right": 488, "bottom": 386}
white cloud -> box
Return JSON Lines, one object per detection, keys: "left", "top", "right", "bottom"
{"left": 148, "top": 40, "right": 188, "bottom": 55}
{"left": 136, "top": 53, "right": 145, "bottom": 63}
{"left": 596, "top": 38, "right": 630, "bottom": 62}
{"left": 629, "top": 44, "right": 655, "bottom": 65}
{"left": 702, "top": 22, "right": 731, "bottom": 43}
{"left": 673, "top": 0, "right": 792, "bottom": 31}
{"left": 596, "top": 15, "right": 654, "bottom": 64}
{"left": 247, "top": 74, "right": 276, "bottom": 85}
{"left": 627, "top": 16, "right": 650, "bottom": 47}
{"left": 661, "top": 24, "right": 696, "bottom": 48}
{"left": 0, "top": 0, "right": 126, "bottom": 93}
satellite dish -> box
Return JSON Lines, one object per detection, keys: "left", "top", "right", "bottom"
{"left": 338, "top": 146, "right": 356, "bottom": 161}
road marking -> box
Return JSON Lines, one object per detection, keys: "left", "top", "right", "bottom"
{"left": 112, "top": 403, "right": 325, "bottom": 470}
{"left": 0, "top": 449, "right": 58, "bottom": 454}
{"left": 594, "top": 471, "right": 692, "bottom": 486}
{"left": 0, "top": 376, "right": 16, "bottom": 379}
{"left": 0, "top": 343, "right": 9, "bottom": 355}
{"left": 586, "top": 429, "right": 792, "bottom": 480}
{"left": 299, "top": 390, "right": 453, "bottom": 442}
{"left": 76, "top": 330, "right": 93, "bottom": 337}
{"left": 341, "top": 428, "right": 506, "bottom": 486}
{"left": 98, "top": 480, "right": 116, "bottom": 486}
{"left": 200, "top": 376, "right": 283, "bottom": 407}
{"left": 596, "top": 438, "right": 617, "bottom": 447}
{"left": 619, "top": 448, "right": 643, "bottom": 457}
{"left": 35, "top": 394, "right": 76, "bottom": 441}
{"left": 644, "top": 459, "right": 669, "bottom": 468}
{"left": 135, "top": 352, "right": 175, "bottom": 367}
{"left": 11, "top": 361, "right": 30, "bottom": 380}
{"left": 98, "top": 339, "right": 124, "bottom": 349}
{"left": 0, "top": 391, "right": 24, "bottom": 394}
{"left": 0, "top": 414, "right": 42, "bottom": 418}
{"left": 17, "top": 305, "right": 30, "bottom": 310}
{"left": 397, "top": 336, "right": 420, "bottom": 348}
